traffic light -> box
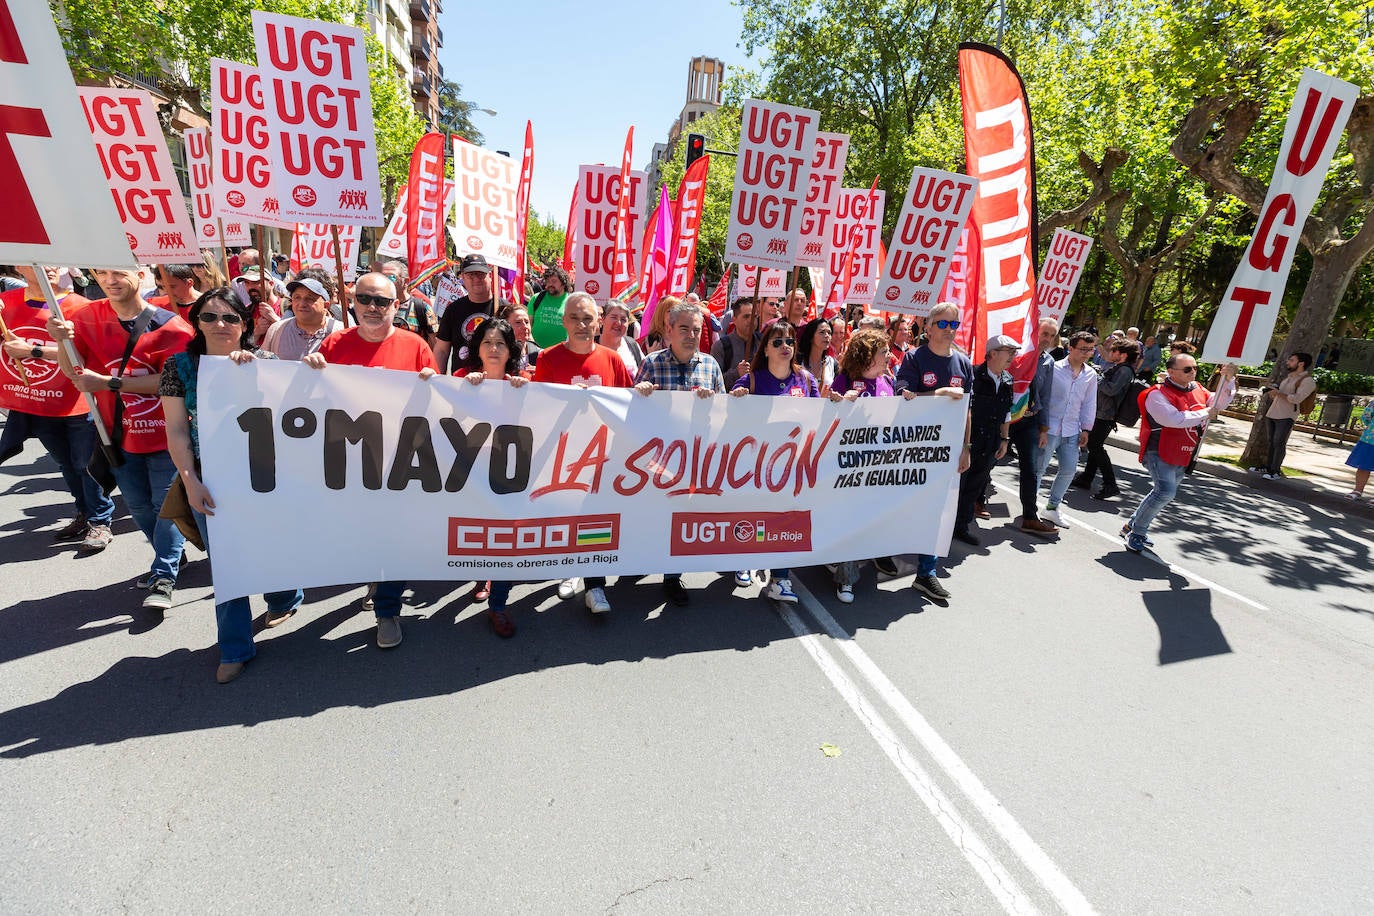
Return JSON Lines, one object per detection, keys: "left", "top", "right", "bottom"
{"left": 685, "top": 133, "right": 706, "bottom": 168}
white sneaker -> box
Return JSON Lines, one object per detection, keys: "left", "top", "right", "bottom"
{"left": 557, "top": 577, "right": 582, "bottom": 600}
{"left": 1345, "top": 491, "right": 1365, "bottom": 500}
{"left": 1042, "top": 506, "right": 1069, "bottom": 528}
{"left": 765, "top": 578, "right": 798, "bottom": 604}
{"left": 585, "top": 587, "right": 611, "bottom": 614}
{"left": 837, "top": 585, "right": 854, "bottom": 604}
{"left": 733, "top": 570, "right": 753, "bottom": 587}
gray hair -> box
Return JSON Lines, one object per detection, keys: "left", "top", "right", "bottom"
{"left": 565, "top": 291, "right": 597, "bottom": 313}
{"left": 666, "top": 300, "right": 702, "bottom": 327}
{"left": 928, "top": 301, "right": 959, "bottom": 321}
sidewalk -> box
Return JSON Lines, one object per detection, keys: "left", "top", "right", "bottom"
{"left": 1107, "top": 416, "right": 1374, "bottom": 521}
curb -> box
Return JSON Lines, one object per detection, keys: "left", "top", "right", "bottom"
{"left": 1105, "top": 433, "right": 1374, "bottom": 522}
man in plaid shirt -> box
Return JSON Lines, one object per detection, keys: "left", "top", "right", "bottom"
{"left": 633, "top": 298, "right": 726, "bottom": 606}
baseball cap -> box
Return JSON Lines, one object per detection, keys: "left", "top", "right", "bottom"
{"left": 286, "top": 278, "right": 328, "bottom": 299}
{"left": 234, "top": 266, "right": 263, "bottom": 282}
{"left": 985, "top": 334, "right": 1020, "bottom": 355}
{"left": 458, "top": 253, "right": 490, "bottom": 273}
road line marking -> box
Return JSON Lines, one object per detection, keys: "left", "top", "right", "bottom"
{"left": 790, "top": 580, "right": 1098, "bottom": 916}
{"left": 990, "top": 481, "right": 1270, "bottom": 612}
{"left": 774, "top": 602, "right": 1042, "bottom": 916}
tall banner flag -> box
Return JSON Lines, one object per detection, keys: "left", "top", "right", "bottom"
{"left": 575, "top": 165, "right": 646, "bottom": 304}
{"left": 451, "top": 138, "right": 520, "bottom": 267}
{"left": 638, "top": 185, "right": 675, "bottom": 336}
{"left": 252, "top": 11, "right": 382, "bottom": 224}
{"left": 78, "top": 88, "right": 199, "bottom": 261}
{"left": 405, "top": 132, "right": 447, "bottom": 277}
{"left": 877, "top": 168, "right": 978, "bottom": 316}
{"left": 1202, "top": 68, "right": 1359, "bottom": 366}
{"left": 959, "top": 42, "right": 1038, "bottom": 415}
{"left": 610, "top": 127, "right": 636, "bottom": 299}
{"left": 825, "top": 182, "right": 885, "bottom": 308}
{"left": 705, "top": 267, "right": 731, "bottom": 318}
{"left": 291, "top": 223, "right": 359, "bottom": 279}
{"left": 0, "top": 3, "right": 132, "bottom": 268}
{"left": 512, "top": 121, "right": 535, "bottom": 304}
{"left": 726, "top": 100, "right": 819, "bottom": 270}
{"left": 668, "top": 155, "right": 710, "bottom": 296}
{"left": 1034, "top": 229, "right": 1093, "bottom": 329}
{"left": 378, "top": 183, "right": 454, "bottom": 259}
{"left": 563, "top": 182, "right": 579, "bottom": 271}
{"left": 209, "top": 59, "right": 291, "bottom": 229}
{"left": 184, "top": 129, "right": 252, "bottom": 248}
{"left": 797, "top": 132, "right": 849, "bottom": 269}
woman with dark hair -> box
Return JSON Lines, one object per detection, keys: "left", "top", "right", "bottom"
{"left": 798, "top": 318, "right": 837, "bottom": 392}
{"left": 159, "top": 287, "right": 302, "bottom": 684}
{"left": 456, "top": 317, "right": 529, "bottom": 636}
{"left": 727, "top": 320, "right": 819, "bottom": 604}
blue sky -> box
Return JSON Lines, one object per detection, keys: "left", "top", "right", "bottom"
{"left": 436, "top": 0, "right": 758, "bottom": 225}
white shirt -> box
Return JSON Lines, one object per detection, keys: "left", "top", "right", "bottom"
{"left": 1144, "top": 379, "right": 1235, "bottom": 427}
{"left": 1044, "top": 358, "right": 1098, "bottom": 437}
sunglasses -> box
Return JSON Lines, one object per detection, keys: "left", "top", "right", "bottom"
{"left": 770, "top": 337, "right": 796, "bottom": 348}
{"left": 934, "top": 319, "right": 960, "bottom": 330}
{"left": 198, "top": 311, "right": 243, "bottom": 325}
{"left": 354, "top": 293, "right": 395, "bottom": 309}
{"left": 1174, "top": 366, "right": 1197, "bottom": 374}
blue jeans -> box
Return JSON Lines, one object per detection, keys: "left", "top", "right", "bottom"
{"left": 30, "top": 414, "right": 115, "bottom": 524}
{"left": 769, "top": 568, "right": 791, "bottom": 579}
{"left": 915, "top": 555, "right": 938, "bottom": 577}
{"left": 372, "top": 581, "right": 405, "bottom": 618}
{"left": 110, "top": 449, "right": 184, "bottom": 581}
{"left": 1127, "top": 451, "right": 1187, "bottom": 537}
{"left": 489, "top": 580, "right": 514, "bottom": 610}
{"left": 194, "top": 510, "right": 302, "bottom": 664}
{"left": 1038, "top": 433, "right": 1082, "bottom": 508}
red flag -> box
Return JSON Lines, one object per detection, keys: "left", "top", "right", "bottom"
{"left": 705, "top": 266, "right": 731, "bottom": 319}
{"left": 823, "top": 176, "right": 880, "bottom": 318}
{"left": 668, "top": 155, "right": 710, "bottom": 296}
{"left": 405, "top": 132, "right": 447, "bottom": 276}
{"left": 512, "top": 120, "right": 534, "bottom": 305}
{"left": 563, "top": 182, "right": 579, "bottom": 272}
{"left": 959, "top": 42, "right": 1038, "bottom": 415}
{"left": 694, "top": 276, "right": 706, "bottom": 299}
{"left": 610, "top": 127, "right": 635, "bottom": 299}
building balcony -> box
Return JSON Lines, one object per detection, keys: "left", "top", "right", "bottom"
{"left": 435, "top": 25, "right": 444, "bottom": 46}
{"left": 412, "top": 35, "right": 432, "bottom": 62}
{"left": 410, "top": 0, "right": 432, "bottom": 20}
{"left": 412, "top": 73, "right": 433, "bottom": 99}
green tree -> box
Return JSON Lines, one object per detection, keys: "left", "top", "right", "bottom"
{"left": 655, "top": 105, "right": 742, "bottom": 287}
{"left": 435, "top": 78, "right": 485, "bottom": 147}
{"left": 525, "top": 212, "right": 565, "bottom": 268}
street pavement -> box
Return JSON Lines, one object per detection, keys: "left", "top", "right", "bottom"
{"left": 2, "top": 434, "right": 1373, "bottom": 914}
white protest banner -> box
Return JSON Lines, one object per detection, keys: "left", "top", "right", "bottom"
{"left": 726, "top": 99, "right": 819, "bottom": 270}
{"left": 198, "top": 359, "right": 963, "bottom": 600}
{"left": 0, "top": 3, "right": 132, "bottom": 268}
{"left": 738, "top": 266, "right": 786, "bottom": 298}
{"left": 209, "top": 58, "right": 292, "bottom": 229}
{"left": 796, "top": 131, "right": 849, "bottom": 269}
{"left": 78, "top": 88, "right": 198, "bottom": 261}
{"left": 252, "top": 10, "right": 382, "bottom": 224}
{"left": 1202, "top": 68, "right": 1359, "bottom": 366}
{"left": 451, "top": 138, "right": 520, "bottom": 267}
{"left": 877, "top": 167, "right": 978, "bottom": 316}
{"left": 828, "top": 188, "right": 886, "bottom": 306}
{"left": 434, "top": 273, "right": 464, "bottom": 317}
{"left": 575, "top": 165, "right": 646, "bottom": 303}
{"left": 183, "top": 129, "right": 251, "bottom": 248}
{"left": 376, "top": 186, "right": 410, "bottom": 258}
{"left": 1034, "top": 228, "right": 1093, "bottom": 329}
{"left": 290, "top": 223, "right": 359, "bottom": 279}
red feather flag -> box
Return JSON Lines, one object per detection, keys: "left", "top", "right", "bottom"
{"left": 405, "top": 132, "right": 447, "bottom": 277}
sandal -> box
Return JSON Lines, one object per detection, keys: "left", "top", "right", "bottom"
{"left": 487, "top": 608, "right": 515, "bottom": 638}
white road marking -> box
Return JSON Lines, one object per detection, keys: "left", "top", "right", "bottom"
{"left": 789, "top": 580, "right": 1098, "bottom": 916}
{"left": 773, "top": 601, "right": 1043, "bottom": 915}
{"left": 991, "top": 481, "right": 1270, "bottom": 612}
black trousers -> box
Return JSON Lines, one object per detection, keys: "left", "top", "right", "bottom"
{"left": 1265, "top": 416, "right": 1295, "bottom": 474}
{"left": 955, "top": 428, "right": 1001, "bottom": 532}
{"left": 1079, "top": 416, "right": 1118, "bottom": 489}
{"left": 1008, "top": 416, "right": 1041, "bottom": 521}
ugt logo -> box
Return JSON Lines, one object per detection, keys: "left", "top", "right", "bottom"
{"left": 765, "top": 238, "right": 788, "bottom": 256}
{"left": 338, "top": 189, "right": 368, "bottom": 210}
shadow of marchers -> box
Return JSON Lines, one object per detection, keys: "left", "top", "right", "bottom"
{"left": 1141, "top": 588, "right": 1233, "bottom": 665}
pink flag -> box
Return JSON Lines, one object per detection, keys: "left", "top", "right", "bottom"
{"left": 563, "top": 182, "right": 579, "bottom": 273}
{"left": 637, "top": 184, "right": 674, "bottom": 337}
{"left": 512, "top": 120, "right": 534, "bottom": 304}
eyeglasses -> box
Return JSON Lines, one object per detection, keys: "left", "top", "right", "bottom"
{"left": 198, "top": 311, "right": 243, "bottom": 325}
{"left": 934, "top": 319, "right": 961, "bottom": 330}
{"left": 770, "top": 337, "right": 795, "bottom": 348}
{"left": 353, "top": 293, "right": 395, "bottom": 309}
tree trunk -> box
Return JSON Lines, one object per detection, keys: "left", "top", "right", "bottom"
{"left": 1117, "top": 267, "right": 1154, "bottom": 331}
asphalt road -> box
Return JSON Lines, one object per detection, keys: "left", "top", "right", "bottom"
{"left": 2, "top": 435, "right": 1372, "bottom": 914}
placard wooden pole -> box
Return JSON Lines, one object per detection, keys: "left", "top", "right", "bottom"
{"left": 0, "top": 310, "right": 30, "bottom": 385}
{"left": 34, "top": 265, "right": 115, "bottom": 452}
{"left": 490, "top": 265, "right": 500, "bottom": 317}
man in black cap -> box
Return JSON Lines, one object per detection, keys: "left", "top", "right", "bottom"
{"left": 434, "top": 253, "right": 495, "bottom": 374}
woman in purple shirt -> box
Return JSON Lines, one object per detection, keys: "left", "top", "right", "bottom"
{"left": 728, "top": 320, "right": 819, "bottom": 603}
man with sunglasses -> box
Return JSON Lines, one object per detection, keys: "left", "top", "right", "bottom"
{"left": 303, "top": 272, "right": 439, "bottom": 648}
{"left": 1122, "top": 352, "right": 1229, "bottom": 554}
{"left": 894, "top": 301, "right": 973, "bottom": 603}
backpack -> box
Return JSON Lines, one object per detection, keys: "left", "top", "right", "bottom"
{"left": 1298, "top": 378, "right": 1317, "bottom": 416}
{"left": 1115, "top": 375, "right": 1152, "bottom": 427}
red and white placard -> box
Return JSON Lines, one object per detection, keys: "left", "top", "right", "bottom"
{"left": 183, "top": 129, "right": 251, "bottom": 248}
{"left": 290, "top": 223, "right": 359, "bottom": 280}
{"left": 451, "top": 138, "right": 520, "bottom": 268}
{"left": 210, "top": 58, "right": 291, "bottom": 229}
{"left": 876, "top": 168, "right": 978, "bottom": 316}
{"left": 827, "top": 188, "right": 886, "bottom": 306}
{"left": 377, "top": 184, "right": 455, "bottom": 259}
{"left": 725, "top": 99, "right": 819, "bottom": 270}
{"left": 1033, "top": 228, "right": 1092, "bottom": 330}
{"left": 796, "top": 131, "right": 849, "bottom": 270}
{"left": 738, "top": 266, "right": 786, "bottom": 298}
{"left": 0, "top": 2, "right": 132, "bottom": 268}
{"left": 574, "top": 164, "right": 646, "bottom": 303}
{"left": 252, "top": 11, "right": 381, "bottom": 224}
{"left": 78, "top": 88, "right": 198, "bottom": 261}
{"left": 1202, "top": 68, "right": 1359, "bottom": 366}
{"left": 406, "top": 133, "right": 448, "bottom": 275}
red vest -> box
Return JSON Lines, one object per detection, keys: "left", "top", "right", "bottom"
{"left": 0, "top": 289, "right": 91, "bottom": 417}
{"left": 1138, "top": 381, "right": 1209, "bottom": 466}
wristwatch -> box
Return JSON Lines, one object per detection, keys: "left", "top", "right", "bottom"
{"left": 30, "top": 345, "right": 42, "bottom": 359}
{"left": 107, "top": 376, "right": 122, "bottom": 392}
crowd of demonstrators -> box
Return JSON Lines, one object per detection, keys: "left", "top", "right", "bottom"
{"left": 1253, "top": 352, "right": 1316, "bottom": 480}
{"left": 1074, "top": 338, "right": 1140, "bottom": 501}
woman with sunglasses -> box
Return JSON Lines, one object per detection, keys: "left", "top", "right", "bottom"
{"left": 160, "top": 288, "right": 303, "bottom": 684}
{"left": 798, "top": 318, "right": 838, "bottom": 393}
{"left": 727, "top": 320, "right": 820, "bottom": 603}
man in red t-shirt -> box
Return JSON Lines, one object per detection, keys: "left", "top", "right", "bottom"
{"left": 148, "top": 264, "right": 202, "bottom": 321}
{"left": 49, "top": 267, "right": 194, "bottom": 611}
{"left": 532, "top": 291, "right": 634, "bottom": 615}
{"left": 0, "top": 267, "right": 115, "bottom": 549}
{"left": 305, "top": 272, "right": 438, "bottom": 650}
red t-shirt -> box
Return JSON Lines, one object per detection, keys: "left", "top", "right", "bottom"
{"left": 318, "top": 328, "right": 439, "bottom": 372}
{"left": 0, "top": 289, "right": 92, "bottom": 417}
{"left": 147, "top": 294, "right": 196, "bottom": 322}
{"left": 532, "top": 343, "right": 634, "bottom": 388}
{"left": 71, "top": 299, "right": 193, "bottom": 454}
